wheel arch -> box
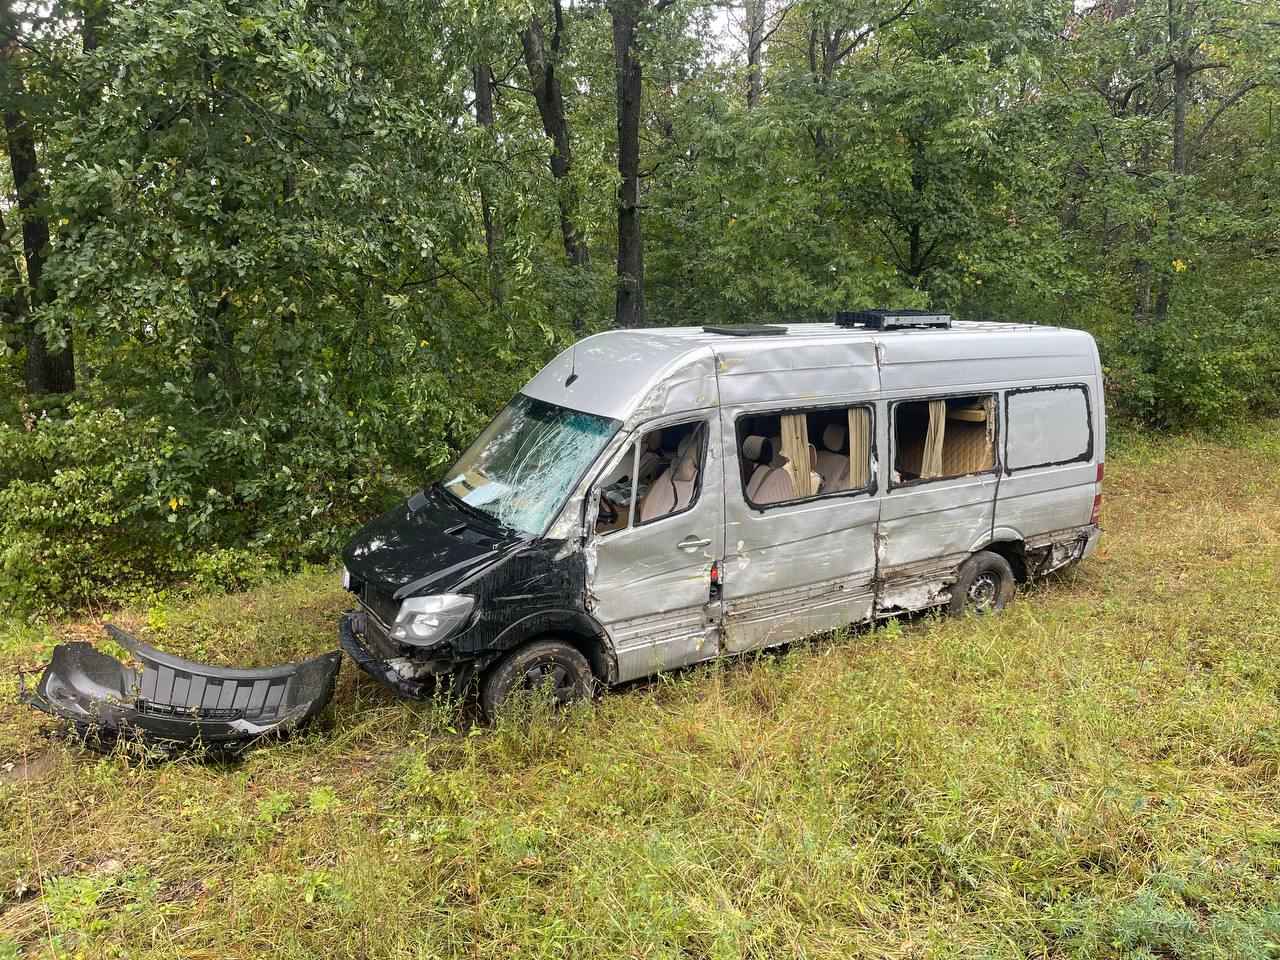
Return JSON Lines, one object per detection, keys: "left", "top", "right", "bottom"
{"left": 971, "top": 529, "right": 1029, "bottom": 583}
{"left": 488, "top": 609, "right": 618, "bottom": 685}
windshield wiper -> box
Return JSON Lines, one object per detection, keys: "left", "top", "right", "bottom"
{"left": 433, "top": 482, "right": 511, "bottom": 533}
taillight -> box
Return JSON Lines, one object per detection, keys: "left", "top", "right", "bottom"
{"left": 710, "top": 561, "right": 721, "bottom": 586}
{"left": 1090, "top": 462, "right": 1104, "bottom": 524}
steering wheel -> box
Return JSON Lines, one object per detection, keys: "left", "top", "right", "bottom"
{"left": 599, "top": 493, "right": 619, "bottom": 525}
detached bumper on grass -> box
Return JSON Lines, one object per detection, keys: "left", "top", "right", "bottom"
{"left": 19, "top": 625, "right": 341, "bottom": 754}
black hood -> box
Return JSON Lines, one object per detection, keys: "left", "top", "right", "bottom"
{"left": 342, "top": 486, "right": 524, "bottom": 598}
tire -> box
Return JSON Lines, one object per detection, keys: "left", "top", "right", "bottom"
{"left": 948, "top": 550, "right": 1016, "bottom": 616}
{"left": 480, "top": 640, "right": 595, "bottom": 720}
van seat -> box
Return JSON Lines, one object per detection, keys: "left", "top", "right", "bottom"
{"left": 636, "top": 431, "right": 667, "bottom": 486}
{"left": 816, "top": 424, "right": 849, "bottom": 492}
{"left": 639, "top": 429, "right": 701, "bottom": 522}
{"left": 940, "top": 421, "right": 993, "bottom": 474}
{"left": 742, "top": 435, "right": 796, "bottom": 504}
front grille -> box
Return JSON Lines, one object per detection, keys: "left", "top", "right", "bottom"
{"left": 357, "top": 611, "right": 400, "bottom": 660}
{"left": 360, "top": 585, "right": 401, "bottom": 630}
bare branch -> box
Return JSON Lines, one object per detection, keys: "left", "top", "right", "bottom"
{"left": 1190, "top": 79, "right": 1263, "bottom": 158}
{"left": 831, "top": 0, "right": 915, "bottom": 66}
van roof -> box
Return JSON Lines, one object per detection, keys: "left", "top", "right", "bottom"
{"left": 522, "top": 321, "right": 1099, "bottom": 423}
{"left": 562, "top": 319, "right": 1047, "bottom": 344}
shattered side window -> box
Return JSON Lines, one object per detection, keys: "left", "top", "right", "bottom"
{"left": 595, "top": 421, "right": 707, "bottom": 533}
{"left": 892, "top": 394, "right": 996, "bottom": 485}
{"left": 443, "top": 394, "right": 619, "bottom": 537}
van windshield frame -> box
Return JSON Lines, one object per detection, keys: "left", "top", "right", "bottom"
{"left": 442, "top": 394, "right": 620, "bottom": 538}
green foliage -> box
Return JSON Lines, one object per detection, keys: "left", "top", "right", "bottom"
{"left": 1, "top": 0, "right": 1278, "bottom": 608}
{"left": 0, "top": 399, "right": 398, "bottom": 612}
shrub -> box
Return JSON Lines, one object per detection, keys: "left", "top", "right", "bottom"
{"left": 0, "top": 402, "right": 402, "bottom": 614}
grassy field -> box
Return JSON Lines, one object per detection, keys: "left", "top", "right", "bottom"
{"left": 2, "top": 427, "right": 1279, "bottom": 959}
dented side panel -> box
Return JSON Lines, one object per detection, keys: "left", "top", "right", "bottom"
{"left": 877, "top": 387, "right": 998, "bottom": 613}
{"left": 722, "top": 572, "right": 876, "bottom": 652}
{"left": 718, "top": 385, "right": 881, "bottom": 653}
{"left": 587, "top": 409, "right": 726, "bottom": 684}
{"left": 993, "top": 461, "right": 1096, "bottom": 541}
{"left": 624, "top": 352, "right": 720, "bottom": 428}
{"left": 877, "top": 329, "right": 1097, "bottom": 393}
{"left": 875, "top": 552, "right": 971, "bottom": 612}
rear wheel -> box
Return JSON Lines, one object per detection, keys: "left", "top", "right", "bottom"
{"left": 480, "top": 640, "right": 595, "bottom": 720}
{"left": 948, "top": 550, "right": 1016, "bottom": 616}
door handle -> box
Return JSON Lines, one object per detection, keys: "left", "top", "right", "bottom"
{"left": 678, "top": 535, "right": 712, "bottom": 553}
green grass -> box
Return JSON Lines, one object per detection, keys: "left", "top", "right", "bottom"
{"left": 2, "top": 427, "right": 1279, "bottom": 958}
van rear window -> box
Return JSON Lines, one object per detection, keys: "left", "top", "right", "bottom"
{"left": 1005, "top": 386, "right": 1092, "bottom": 471}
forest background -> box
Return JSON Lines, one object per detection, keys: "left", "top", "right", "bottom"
{"left": 2, "top": 0, "right": 1277, "bottom": 610}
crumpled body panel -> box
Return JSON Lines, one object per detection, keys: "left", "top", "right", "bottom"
{"left": 20, "top": 625, "right": 341, "bottom": 753}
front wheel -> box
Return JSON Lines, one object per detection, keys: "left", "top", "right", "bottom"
{"left": 480, "top": 640, "right": 595, "bottom": 720}
{"left": 948, "top": 550, "right": 1016, "bottom": 616}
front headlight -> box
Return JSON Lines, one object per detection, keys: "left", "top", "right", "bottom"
{"left": 390, "top": 594, "right": 475, "bottom": 646}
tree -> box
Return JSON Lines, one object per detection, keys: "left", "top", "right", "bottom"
{"left": 609, "top": 0, "right": 680, "bottom": 327}
{"left": 745, "top": 0, "right": 765, "bottom": 106}
{"left": 2, "top": 0, "right": 74, "bottom": 396}
{"left": 521, "top": 2, "right": 590, "bottom": 267}
{"left": 473, "top": 62, "right": 505, "bottom": 304}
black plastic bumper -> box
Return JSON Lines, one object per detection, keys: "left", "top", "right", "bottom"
{"left": 339, "top": 611, "right": 480, "bottom": 700}
{"left": 20, "top": 625, "right": 341, "bottom": 754}
{"left": 338, "top": 611, "right": 436, "bottom": 699}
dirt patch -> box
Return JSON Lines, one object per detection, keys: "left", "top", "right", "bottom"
{"left": 0, "top": 748, "right": 59, "bottom": 785}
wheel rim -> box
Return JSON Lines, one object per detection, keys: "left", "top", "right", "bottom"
{"left": 520, "top": 660, "right": 576, "bottom": 703}
{"left": 967, "top": 571, "right": 1000, "bottom": 612}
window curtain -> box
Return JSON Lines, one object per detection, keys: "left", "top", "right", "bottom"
{"left": 847, "top": 407, "right": 871, "bottom": 488}
{"left": 921, "top": 399, "right": 947, "bottom": 478}
{"left": 779, "top": 414, "right": 816, "bottom": 497}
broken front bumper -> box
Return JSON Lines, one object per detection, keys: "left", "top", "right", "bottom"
{"left": 20, "top": 625, "right": 341, "bottom": 753}
{"left": 339, "top": 611, "right": 475, "bottom": 700}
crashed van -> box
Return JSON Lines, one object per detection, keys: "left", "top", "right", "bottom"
{"left": 340, "top": 310, "right": 1105, "bottom": 716}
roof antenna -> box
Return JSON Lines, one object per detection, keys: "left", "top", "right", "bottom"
{"left": 564, "top": 340, "right": 579, "bottom": 387}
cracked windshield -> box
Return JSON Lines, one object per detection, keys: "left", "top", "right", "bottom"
{"left": 443, "top": 394, "right": 619, "bottom": 536}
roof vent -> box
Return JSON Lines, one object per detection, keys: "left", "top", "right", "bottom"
{"left": 835, "top": 309, "right": 951, "bottom": 330}
{"left": 702, "top": 324, "right": 787, "bottom": 337}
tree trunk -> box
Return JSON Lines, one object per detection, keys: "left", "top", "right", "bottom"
{"left": 1130, "top": 133, "right": 1155, "bottom": 324}
{"left": 745, "top": 0, "right": 764, "bottom": 108}
{"left": 472, "top": 63, "right": 505, "bottom": 305}
{"left": 2, "top": 21, "right": 74, "bottom": 395}
{"left": 611, "top": 0, "right": 645, "bottom": 328}
{"left": 521, "top": 4, "right": 589, "bottom": 268}
{"left": 0, "top": 205, "right": 25, "bottom": 356}
{"left": 1153, "top": 57, "right": 1189, "bottom": 325}
{"left": 81, "top": 0, "right": 104, "bottom": 52}
{"left": 905, "top": 137, "right": 930, "bottom": 284}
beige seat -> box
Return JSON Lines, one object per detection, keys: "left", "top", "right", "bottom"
{"left": 805, "top": 443, "right": 822, "bottom": 494}
{"left": 816, "top": 424, "right": 850, "bottom": 492}
{"left": 639, "top": 429, "right": 702, "bottom": 523}
{"left": 636, "top": 431, "right": 666, "bottom": 487}
{"left": 767, "top": 435, "right": 785, "bottom": 466}
{"left": 742, "top": 435, "right": 796, "bottom": 504}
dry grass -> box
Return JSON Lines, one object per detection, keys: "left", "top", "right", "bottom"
{"left": 1, "top": 426, "right": 1279, "bottom": 959}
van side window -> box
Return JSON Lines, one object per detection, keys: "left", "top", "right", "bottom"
{"left": 736, "top": 405, "right": 873, "bottom": 507}
{"left": 1005, "top": 386, "right": 1092, "bottom": 471}
{"left": 893, "top": 394, "right": 995, "bottom": 484}
{"left": 595, "top": 420, "right": 706, "bottom": 534}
